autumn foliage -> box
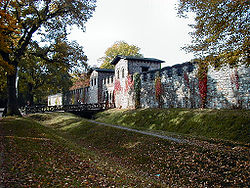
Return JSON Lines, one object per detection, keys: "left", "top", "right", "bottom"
{"left": 0, "top": 0, "right": 21, "bottom": 73}
{"left": 197, "top": 61, "right": 208, "bottom": 108}
{"left": 230, "top": 69, "right": 239, "bottom": 90}
{"left": 70, "top": 73, "right": 90, "bottom": 90}
{"left": 0, "top": 0, "right": 96, "bottom": 115}
{"left": 178, "top": 0, "right": 249, "bottom": 67}
{"left": 114, "top": 79, "right": 121, "bottom": 94}
{"left": 125, "top": 74, "right": 134, "bottom": 93}
{"left": 99, "top": 41, "right": 143, "bottom": 69}
{"left": 198, "top": 73, "right": 207, "bottom": 108}
{"left": 1, "top": 113, "right": 249, "bottom": 187}
{"left": 155, "top": 73, "right": 163, "bottom": 108}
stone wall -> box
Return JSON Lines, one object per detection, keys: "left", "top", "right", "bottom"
{"left": 128, "top": 60, "right": 161, "bottom": 74}
{"left": 114, "top": 58, "right": 162, "bottom": 108}
{"left": 206, "top": 64, "right": 250, "bottom": 109}
{"left": 68, "top": 57, "right": 249, "bottom": 110}
{"left": 88, "top": 70, "right": 99, "bottom": 104}
{"left": 88, "top": 70, "right": 115, "bottom": 104}
{"left": 139, "top": 63, "right": 250, "bottom": 109}
{"left": 114, "top": 59, "right": 130, "bottom": 108}
{"left": 101, "top": 73, "right": 115, "bottom": 103}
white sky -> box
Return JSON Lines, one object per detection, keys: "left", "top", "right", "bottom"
{"left": 68, "top": 0, "right": 195, "bottom": 68}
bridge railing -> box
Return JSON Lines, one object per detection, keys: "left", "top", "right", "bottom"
{"left": 25, "top": 103, "right": 115, "bottom": 114}
{"left": 24, "top": 105, "right": 64, "bottom": 114}
{"left": 63, "top": 102, "right": 115, "bottom": 112}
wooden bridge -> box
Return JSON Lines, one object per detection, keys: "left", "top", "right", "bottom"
{"left": 24, "top": 103, "right": 115, "bottom": 114}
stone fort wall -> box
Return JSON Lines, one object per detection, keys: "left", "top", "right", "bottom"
{"left": 65, "top": 58, "right": 250, "bottom": 110}
{"left": 139, "top": 63, "right": 250, "bottom": 109}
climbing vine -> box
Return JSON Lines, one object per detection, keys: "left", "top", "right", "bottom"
{"left": 197, "top": 61, "right": 208, "bottom": 108}
{"left": 155, "top": 72, "right": 163, "bottom": 108}
{"left": 113, "top": 80, "right": 122, "bottom": 107}
{"left": 125, "top": 74, "right": 134, "bottom": 93}
{"left": 133, "top": 72, "right": 141, "bottom": 109}
{"left": 114, "top": 79, "right": 122, "bottom": 94}
{"left": 230, "top": 68, "right": 241, "bottom": 108}
{"left": 230, "top": 68, "right": 239, "bottom": 90}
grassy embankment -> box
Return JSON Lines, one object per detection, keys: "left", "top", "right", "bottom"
{"left": 0, "top": 112, "right": 249, "bottom": 187}
{"left": 95, "top": 108, "right": 250, "bottom": 144}
{"left": 0, "top": 115, "right": 158, "bottom": 187}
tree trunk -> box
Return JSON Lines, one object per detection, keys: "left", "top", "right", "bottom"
{"left": 5, "top": 67, "right": 21, "bottom": 116}
{"left": 27, "top": 83, "right": 34, "bottom": 106}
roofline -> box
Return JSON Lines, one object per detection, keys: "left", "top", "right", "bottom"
{"left": 111, "top": 55, "right": 165, "bottom": 65}
{"left": 93, "top": 68, "right": 115, "bottom": 73}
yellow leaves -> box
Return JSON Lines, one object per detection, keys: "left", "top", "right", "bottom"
{"left": 49, "top": 2, "right": 59, "bottom": 14}
{"left": 177, "top": 0, "right": 249, "bottom": 67}
{"left": 100, "top": 41, "right": 143, "bottom": 69}
{"left": 0, "top": 56, "right": 14, "bottom": 73}
{"left": 0, "top": 0, "right": 22, "bottom": 72}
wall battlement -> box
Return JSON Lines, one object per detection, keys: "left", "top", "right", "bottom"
{"left": 66, "top": 56, "right": 250, "bottom": 110}
{"left": 139, "top": 62, "right": 249, "bottom": 109}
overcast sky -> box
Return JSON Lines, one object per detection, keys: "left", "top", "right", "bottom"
{"left": 68, "top": 0, "right": 195, "bottom": 68}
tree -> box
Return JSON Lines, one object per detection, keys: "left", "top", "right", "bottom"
{"left": 70, "top": 72, "right": 91, "bottom": 90}
{"left": 17, "top": 33, "right": 89, "bottom": 105}
{"left": 177, "top": 0, "right": 249, "bottom": 67}
{"left": 99, "top": 41, "right": 143, "bottom": 69}
{"left": 0, "top": 0, "right": 96, "bottom": 116}
{"left": 0, "top": 67, "right": 7, "bottom": 107}
{"left": 0, "top": 0, "right": 20, "bottom": 73}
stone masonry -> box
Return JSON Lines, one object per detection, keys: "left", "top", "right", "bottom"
{"left": 84, "top": 55, "right": 250, "bottom": 109}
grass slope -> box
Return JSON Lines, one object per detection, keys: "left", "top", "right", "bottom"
{"left": 95, "top": 108, "right": 250, "bottom": 143}
{"left": 1, "top": 113, "right": 249, "bottom": 187}
{"left": 0, "top": 116, "right": 157, "bottom": 187}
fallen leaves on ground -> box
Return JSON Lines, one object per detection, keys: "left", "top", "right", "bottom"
{"left": 1, "top": 114, "right": 249, "bottom": 187}
{"left": 75, "top": 127, "right": 250, "bottom": 187}
{"left": 0, "top": 118, "right": 155, "bottom": 187}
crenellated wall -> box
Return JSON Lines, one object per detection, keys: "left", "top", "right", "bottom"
{"left": 139, "top": 63, "right": 250, "bottom": 109}
{"left": 206, "top": 64, "right": 250, "bottom": 109}
{"left": 140, "top": 62, "right": 200, "bottom": 108}
{"left": 114, "top": 57, "right": 162, "bottom": 108}
{"left": 66, "top": 56, "right": 250, "bottom": 110}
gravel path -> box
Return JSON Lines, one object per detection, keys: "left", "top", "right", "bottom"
{"left": 88, "top": 120, "right": 187, "bottom": 144}
{"left": 87, "top": 120, "right": 249, "bottom": 153}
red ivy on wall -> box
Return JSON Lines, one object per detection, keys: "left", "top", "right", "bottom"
{"left": 155, "top": 75, "right": 163, "bottom": 108}
{"left": 230, "top": 68, "right": 239, "bottom": 90}
{"left": 125, "top": 74, "right": 134, "bottom": 92}
{"left": 114, "top": 79, "right": 121, "bottom": 94}
{"left": 199, "top": 72, "right": 207, "bottom": 108}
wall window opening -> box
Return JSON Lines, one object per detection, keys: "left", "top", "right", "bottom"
{"left": 122, "top": 68, "right": 125, "bottom": 78}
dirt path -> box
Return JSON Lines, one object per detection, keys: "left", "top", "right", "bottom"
{"left": 87, "top": 119, "right": 249, "bottom": 153}
{"left": 88, "top": 120, "right": 188, "bottom": 143}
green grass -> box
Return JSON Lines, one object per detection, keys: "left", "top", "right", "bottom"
{"left": 0, "top": 115, "right": 158, "bottom": 187}
{"left": 1, "top": 112, "right": 249, "bottom": 187}
{"left": 94, "top": 108, "right": 250, "bottom": 143}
